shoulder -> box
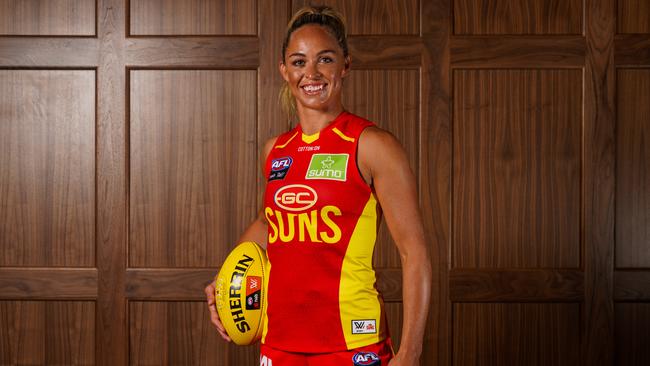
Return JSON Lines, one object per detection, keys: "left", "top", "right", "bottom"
{"left": 359, "top": 126, "right": 403, "bottom": 156}
{"left": 262, "top": 136, "right": 278, "bottom": 160}
{"left": 358, "top": 126, "right": 408, "bottom": 181}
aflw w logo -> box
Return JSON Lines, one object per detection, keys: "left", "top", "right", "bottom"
{"left": 352, "top": 319, "right": 376, "bottom": 334}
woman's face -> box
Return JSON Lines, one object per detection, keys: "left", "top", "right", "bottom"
{"left": 280, "top": 24, "right": 350, "bottom": 114}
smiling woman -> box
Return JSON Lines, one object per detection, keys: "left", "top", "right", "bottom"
{"left": 205, "top": 6, "right": 431, "bottom": 366}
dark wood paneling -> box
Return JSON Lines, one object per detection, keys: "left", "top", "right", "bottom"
{"left": 129, "top": 0, "right": 256, "bottom": 36}
{"left": 618, "top": 0, "right": 650, "bottom": 34}
{"left": 583, "top": 0, "right": 616, "bottom": 363}
{"left": 0, "top": 38, "right": 99, "bottom": 66}
{"left": 453, "top": 0, "right": 582, "bottom": 35}
{"left": 292, "top": 0, "right": 419, "bottom": 35}
{"left": 0, "top": 70, "right": 95, "bottom": 267}
{"left": 452, "top": 303, "right": 581, "bottom": 365}
{"left": 125, "top": 37, "right": 259, "bottom": 68}
{"left": 0, "top": 301, "right": 95, "bottom": 365}
{"left": 451, "top": 37, "right": 585, "bottom": 68}
{"left": 129, "top": 301, "right": 258, "bottom": 366}
{"left": 453, "top": 69, "right": 582, "bottom": 269}
{"left": 616, "top": 69, "right": 650, "bottom": 268}
{"left": 343, "top": 69, "right": 419, "bottom": 268}
{"left": 450, "top": 270, "right": 583, "bottom": 302}
{"left": 0, "top": 268, "right": 97, "bottom": 299}
{"left": 616, "top": 35, "right": 650, "bottom": 66}
{"left": 615, "top": 303, "right": 650, "bottom": 365}
{"left": 349, "top": 36, "right": 422, "bottom": 68}
{"left": 0, "top": 0, "right": 95, "bottom": 36}
{"left": 615, "top": 271, "right": 650, "bottom": 301}
{"left": 129, "top": 70, "right": 257, "bottom": 268}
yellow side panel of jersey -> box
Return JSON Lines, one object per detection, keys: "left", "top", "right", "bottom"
{"left": 339, "top": 193, "right": 384, "bottom": 349}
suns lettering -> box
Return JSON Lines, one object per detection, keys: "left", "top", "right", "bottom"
{"left": 265, "top": 205, "right": 342, "bottom": 244}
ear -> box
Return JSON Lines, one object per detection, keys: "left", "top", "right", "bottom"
{"left": 279, "top": 61, "right": 289, "bottom": 83}
{"left": 341, "top": 56, "right": 351, "bottom": 79}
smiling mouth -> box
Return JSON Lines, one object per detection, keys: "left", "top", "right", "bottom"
{"left": 301, "top": 83, "right": 326, "bottom": 95}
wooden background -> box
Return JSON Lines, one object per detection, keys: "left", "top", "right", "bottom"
{"left": 0, "top": 0, "right": 648, "bottom": 365}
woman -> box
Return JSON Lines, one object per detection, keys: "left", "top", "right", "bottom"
{"left": 205, "top": 6, "right": 431, "bottom": 366}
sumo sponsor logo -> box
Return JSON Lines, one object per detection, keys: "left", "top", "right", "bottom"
{"left": 352, "top": 319, "right": 377, "bottom": 334}
{"left": 274, "top": 184, "right": 318, "bottom": 212}
{"left": 352, "top": 351, "right": 380, "bottom": 366}
{"left": 306, "top": 153, "right": 348, "bottom": 181}
{"left": 229, "top": 254, "right": 254, "bottom": 333}
{"left": 267, "top": 184, "right": 342, "bottom": 244}
{"left": 269, "top": 156, "right": 292, "bottom": 181}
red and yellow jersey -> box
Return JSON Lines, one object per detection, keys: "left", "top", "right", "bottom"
{"left": 261, "top": 111, "right": 388, "bottom": 353}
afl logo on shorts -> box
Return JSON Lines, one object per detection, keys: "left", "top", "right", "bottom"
{"left": 274, "top": 184, "right": 318, "bottom": 212}
{"left": 352, "top": 351, "right": 381, "bottom": 366}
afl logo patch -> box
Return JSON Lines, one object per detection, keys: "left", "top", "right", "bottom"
{"left": 352, "top": 351, "right": 381, "bottom": 366}
{"left": 269, "top": 157, "right": 292, "bottom": 181}
{"left": 274, "top": 184, "right": 318, "bottom": 212}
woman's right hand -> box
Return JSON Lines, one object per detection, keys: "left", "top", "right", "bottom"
{"left": 205, "top": 282, "right": 232, "bottom": 342}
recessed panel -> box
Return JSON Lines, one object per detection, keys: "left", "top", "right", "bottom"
{"left": 343, "top": 69, "right": 420, "bottom": 268}
{"left": 617, "top": 69, "right": 650, "bottom": 268}
{"left": 0, "top": 70, "right": 96, "bottom": 267}
{"left": 453, "top": 69, "right": 582, "bottom": 268}
{"left": 129, "top": 301, "right": 258, "bottom": 365}
{"left": 616, "top": 303, "right": 650, "bottom": 365}
{"left": 129, "top": 70, "right": 257, "bottom": 268}
{"left": 0, "top": 0, "right": 95, "bottom": 35}
{"left": 292, "top": 0, "right": 419, "bottom": 35}
{"left": 618, "top": 0, "right": 650, "bottom": 33}
{"left": 130, "top": 0, "right": 256, "bottom": 35}
{"left": 454, "top": 0, "right": 582, "bottom": 35}
{"left": 453, "top": 303, "right": 580, "bottom": 365}
{"left": 0, "top": 301, "right": 95, "bottom": 365}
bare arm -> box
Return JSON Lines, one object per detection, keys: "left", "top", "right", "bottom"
{"left": 358, "top": 127, "right": 432, "bottom": 365}
{"left": 205, "top": 136, "right": 277, "bottom": 341}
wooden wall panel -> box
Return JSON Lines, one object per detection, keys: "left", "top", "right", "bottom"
{"left": 616, "top": 69, "right": 650, "bottom": 268}
{"left": 615, "top": 303, "right": 650, "bottom": 365}
{"left": 129, "top": 301, "right": 258, "bottom": 366}
{"left": 618, "top": 0, "right": 650, "bottom": 34}
{"left": 129, "top": 0, "right": 256, "bottom": 36}
{"left": 292, "top": 0, "right": 419, "bottom": 35}
{"left": 0, "top": 301, "right": 95, "bottom": 365}
{"left": 453, "top": 0, "right": 583, "bottom": 35}
{"left": 0, "top": 70, "right": 95, "bottom": 267}
{"left": 129, "top": 70, "right": 257, "bottom": 268}
{"left": 0, "top": 0, "right": 95, "bottom": 35}
{"left": 452, "top": 303, "right": 581, "bottom": 365}
{"left": 343, "top": 69, "right": 419, "bottom": 268}
{"left": 452, "top": 69, "right": 582, "bottom": 269}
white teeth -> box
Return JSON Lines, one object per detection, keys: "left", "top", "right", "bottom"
{"left": 303, "top": 84, "right": 324, "bottom": 92}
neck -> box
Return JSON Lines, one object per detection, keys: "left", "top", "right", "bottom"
{"left": 296, "top": 104, "right": 344, "bottom": 135}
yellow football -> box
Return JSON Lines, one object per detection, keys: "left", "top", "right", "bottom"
{"left": 214, "top": 241, "right": 268, "bottom": 345}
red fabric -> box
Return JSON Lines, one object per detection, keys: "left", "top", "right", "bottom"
{"left": 260, "top": 338, "right": 394, "bottom": 366}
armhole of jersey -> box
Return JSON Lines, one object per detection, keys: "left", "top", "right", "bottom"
{"left": 355, "top": 125, "right": 373, "bottom": 188}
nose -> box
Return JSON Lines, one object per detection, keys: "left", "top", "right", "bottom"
{"left": 305, "top": 61, "right": 321, "bottom": 79}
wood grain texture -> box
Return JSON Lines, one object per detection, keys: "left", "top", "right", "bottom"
{"left": 343, "top": 69, "right": 419, "bottom": 268}
{"left": 453, "top": 69, "right": 582, "bottom": 269}
{"left": 125, "top": 37, "right": 259, "bottom": 68}
{"left": 450, "top": 270, "right": 583, "bottom": 302}
{"left": 453, "top": 0, "right": 582, "bottom": 35}
{"left": 0, "top": 268, "right": 97, "bottom": 299}
{"left": 129, "top": 70, "right": 257, "bottom": 268}
{"left": 616, "top": 69, "right": 650, "bottom": 268}
{"left": 451, "top": 36, "right": 585, "bottom": 68}
{"left": 0, "top": 70, "right": 95, "bottom": 267}
{"left": 615, "top": 35, "right": 650, "bottom": 66}
{"left": 0, "top": 38, "right": 99, "bottom": 67}
{"left": 583, "top": 0, "right": 616, "bottom": 363}
{"left": 0, "top": 0, "right": 95, "bottom": 36}
{"left": 129, "top": 301, "right": 258, "bottom": 366}
{"left": 349, "top": 36, "right": 422, "bottom": 68}
{"left": 292, "top": 0, "right": 419, "bottom": 35}
{"left": 452, "top": 303, "right": 581, "bottom": 365}
{"left": 129, "top": 0, "right": 256, "bottom": 35}
{"left": 618, "top": 0, "right": 650, "bottom": 34}
{"left": 615, "top": 271, "right": 650, "bottom": 301}
{"left": 0, "top": 301, "right": 95, "bottom": 365}
{"left": 615, "top": 303, "right": 650, "bottom": 365}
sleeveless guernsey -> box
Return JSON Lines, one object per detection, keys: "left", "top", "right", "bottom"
{"left": 261, "top": 111, "right": 388, "bottom": 353}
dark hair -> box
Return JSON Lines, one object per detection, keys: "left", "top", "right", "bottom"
{"left": 279, "top": 6, "right": 349, "bottom": 118}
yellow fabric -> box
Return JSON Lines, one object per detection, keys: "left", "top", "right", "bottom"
{"left": 332, "top": 127, "right": 355, "bottom": 142}
{"left": 275, "top": 131, "right": 299, "bottom": 149}
{"left": 338, "top": 193, "right": 383, "bottom": 348}
{"left": 261, "top": 259, "right": 271, "bottom": 343}
{"left": 301, "top": 132, "right": 320, "bottom": 144}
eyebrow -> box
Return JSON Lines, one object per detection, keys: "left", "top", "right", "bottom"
{"left": 288, "top": 49, "right": 337, "bottom": 58}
